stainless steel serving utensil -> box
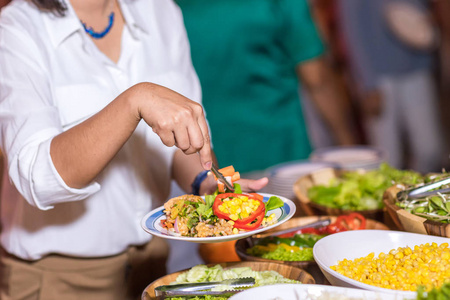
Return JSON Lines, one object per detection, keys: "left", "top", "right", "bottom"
{"left": 247, "top": 218, "right": 332, "bottom": 247}
{"left": 154, "top": 277, "right": 255, "bottom": 298}
{"left": 210, "top": 164, "right": 234, "bottom": 192}
{"left": 397, "top": 176, "right": 450, "bottom": 200}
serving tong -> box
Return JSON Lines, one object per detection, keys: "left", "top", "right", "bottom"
{"left": 154, "top": 277, "right": 255, "bottom": 298}
{"left": 210, "top": 164, "right": 234, "bottom": 192}
{"left": 247, "top": 218, "right": 332, "bottom": 247}
{"left": 396, "top": 176, "right": 450, "bottom": 200}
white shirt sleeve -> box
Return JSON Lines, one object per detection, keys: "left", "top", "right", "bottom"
{"left": 0, "top": 12, "right": 100, "bottom": 210}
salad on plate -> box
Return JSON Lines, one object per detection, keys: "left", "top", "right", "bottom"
{"left": 160, "top": 166, "right": 285, "bottom": 238}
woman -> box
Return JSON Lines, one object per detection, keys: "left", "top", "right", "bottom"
{"left": 0, "top": 0, "right": 266, "bottom": 299}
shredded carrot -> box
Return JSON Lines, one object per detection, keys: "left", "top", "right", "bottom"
{"left": 217, "top": 182, "right": 225, "bottom": 193}
{"left": 218, "top": 165, "right": 235, "bottom": 177}
{"left": 231, "top": 172, "right": 240, "bottom": 182}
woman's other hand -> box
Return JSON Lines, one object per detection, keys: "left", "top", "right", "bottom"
{"left": 199, "top": 176, "right": 269, "bottom": 195}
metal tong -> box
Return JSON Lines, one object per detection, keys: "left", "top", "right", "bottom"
{"left": 397, "top": 176, "right": 450, "bottom": 200}
{"left": 210, "top": 164, "right": 234, "bottom": 192}
{"left": 154, "top": 277, "right": 255, "bottom": 298}
{"left": 247, "top": 218, "right": 332, "bottom": 247}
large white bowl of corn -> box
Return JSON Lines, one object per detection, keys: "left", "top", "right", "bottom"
{"left": 313, "top": 230, "right": 450, "bottom": 299}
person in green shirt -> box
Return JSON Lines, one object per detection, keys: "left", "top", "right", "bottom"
{"left": 176, "top": 0, "right": 355, "bottom": 174}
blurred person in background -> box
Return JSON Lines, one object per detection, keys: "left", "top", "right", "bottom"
{"left": 338, "top": 0, "right": 444, "bottom": 173}
{"left": 175, "top": 0, "right": 357, "bottom": 176}
{"left": 432, "top": 0, "right": 450, "bottom": 162}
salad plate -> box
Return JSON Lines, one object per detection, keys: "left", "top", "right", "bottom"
{"left": 141, "top": 193, "right": 296, "bottom": 243}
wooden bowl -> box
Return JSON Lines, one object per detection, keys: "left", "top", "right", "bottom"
{"left": 141, "top": 261, "right": 315, "bottom": 299}
{"left": 383, "top": 185, "right": 450, "bottom": 237}
{"left": 234, "top": 216, "right": 389, "bottom": 284}
{"left": 293, "top": 168, "right": 384, "bottom": 221}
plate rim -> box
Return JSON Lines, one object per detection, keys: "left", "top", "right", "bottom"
{"left": 140, "top": 193, "right": 296, "bottom": 243}
{"left": 310, "top": 145, "right": 387, "bottom": 164}
{"left": 229, "top": 283, "right": 409, "bottom": 300}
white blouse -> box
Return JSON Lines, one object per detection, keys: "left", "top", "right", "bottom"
{"left": 0, "top": 0, "right": 201, "bottom": 260}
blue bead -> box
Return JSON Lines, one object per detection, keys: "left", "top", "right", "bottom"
{"left": 81, "top": 12, "right": 115, "bottom": 39}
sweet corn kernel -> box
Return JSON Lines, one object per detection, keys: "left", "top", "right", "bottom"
{"left": 331, "top": 243, "right": 450, "bottom": 292}
{"left": 229, "top": 214, "right": 238, "bottom": 221}
{"left": 219, "top": 195, "right": 262, "bottom": 223}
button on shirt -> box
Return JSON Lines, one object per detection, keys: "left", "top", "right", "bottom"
{"left": 0, "top": 0, "right": 201, "bottom": 260}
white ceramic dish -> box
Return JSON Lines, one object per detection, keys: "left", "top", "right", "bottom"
{"left": 229, "top": 283, "right": 408, "bottom": 300}
{"left": 265, "top": 160, "right": 336, "bottom": 200}
{"left": 313, "top": 230, "right": 450, "bottom": 298}
{"left": 141, "top": 193, "right": 296, "bottom": 243}
{"left": 310, "top": 146, "right": 386, "bottom": 170}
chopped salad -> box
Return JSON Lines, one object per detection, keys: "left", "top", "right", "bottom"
{"left": 161, "top": 166, "right": 285, "bottom": 237}
{"left": 396, "top": 172, "right": 450, "bottom": 224}
{"left": 247, "top": 213, "right": 367, "bottom": 262}
{"left": 164, "top": 264, "right": 300, "bottom": 300}
{"left": 307, "top": 163, "right": 423, "bottom": 211}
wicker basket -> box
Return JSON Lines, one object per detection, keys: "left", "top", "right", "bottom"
{"left": 293, "top": 168, "right": 384, "bottom": 221}
{"left": 141, "top": 261, "right": 315, "bottom": 299}
{"left": 383, "top": 185, "right": 450, "bottom": 237}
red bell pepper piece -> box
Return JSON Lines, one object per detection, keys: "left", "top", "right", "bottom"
{"left": 346, "top": 212, "right": 366, "bottom": 230}
{"left": 244, "top": 193, "right": 264, "bottom": 201}
{"left": 233, "top": 212, "right": 264, "bottom": 230}
{"left": 277, "top": 227, "right": 321, "bottom": 238}
{"left": 213, "top": 193, "right": 265, "bottom": 225}
{"left": 326, "top": 213, "right": 367, "bottom": 233}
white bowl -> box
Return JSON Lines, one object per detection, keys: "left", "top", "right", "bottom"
{"left": 313, "top": 230, "right": 450, "bottom": 299}
{"left": 229, "top": 283, "right": 408, "bottom": 300}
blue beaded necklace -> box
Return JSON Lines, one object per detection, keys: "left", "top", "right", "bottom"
{"left": 81, "top": 11, "right": 115, "bottom": 39}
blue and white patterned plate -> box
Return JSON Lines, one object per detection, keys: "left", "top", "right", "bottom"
{"left": 141, "top": 193, "right": 296, "bottom": 243}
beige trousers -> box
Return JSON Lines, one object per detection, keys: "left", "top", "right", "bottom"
{"left": 0, "top": 237, "right": 169, "bottom": 300}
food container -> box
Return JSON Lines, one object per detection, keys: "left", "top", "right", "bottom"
{"left": 141, "top": 261, "right": 315, "bottom": 299}
{"left": 313, "top": 230, "right": 449, "bottom": 299}
{"left": 234, "top": 216, "right": 389, "bottom": 284}
{"left": 293, "top": 168, "right": 384, "bottom": 221}
{"left": 198, "top": 241, "right": 241, "bottom": 264}
{"left": 383, "top": 185, "right": 450, "bottom": 237}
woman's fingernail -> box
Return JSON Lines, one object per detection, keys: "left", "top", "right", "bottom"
{"left": 205, "top": 161, "right": 212, "bottom": 170}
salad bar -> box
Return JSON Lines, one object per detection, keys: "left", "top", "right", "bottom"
{"left": 141, "top": 163, "right": 450, "bottom": 300}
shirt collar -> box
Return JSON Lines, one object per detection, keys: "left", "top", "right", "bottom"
{"left": 42, "top": 0, "right": 150, "bottom": 48}
{"left": 42, "top": 0, "right": 83, "bottom": 48}
{"left": 119, "top": 0, "right": 150, "bottom": 39}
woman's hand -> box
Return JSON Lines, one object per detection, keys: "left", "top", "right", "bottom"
{"left": 132, "top": 82, "right": 212, "bottom": 170}
{"left": 199, "top": 175, "right": 269, "bottom": 195}
{"left": 236, "top": 177, "right": 269, "bottom": 193}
